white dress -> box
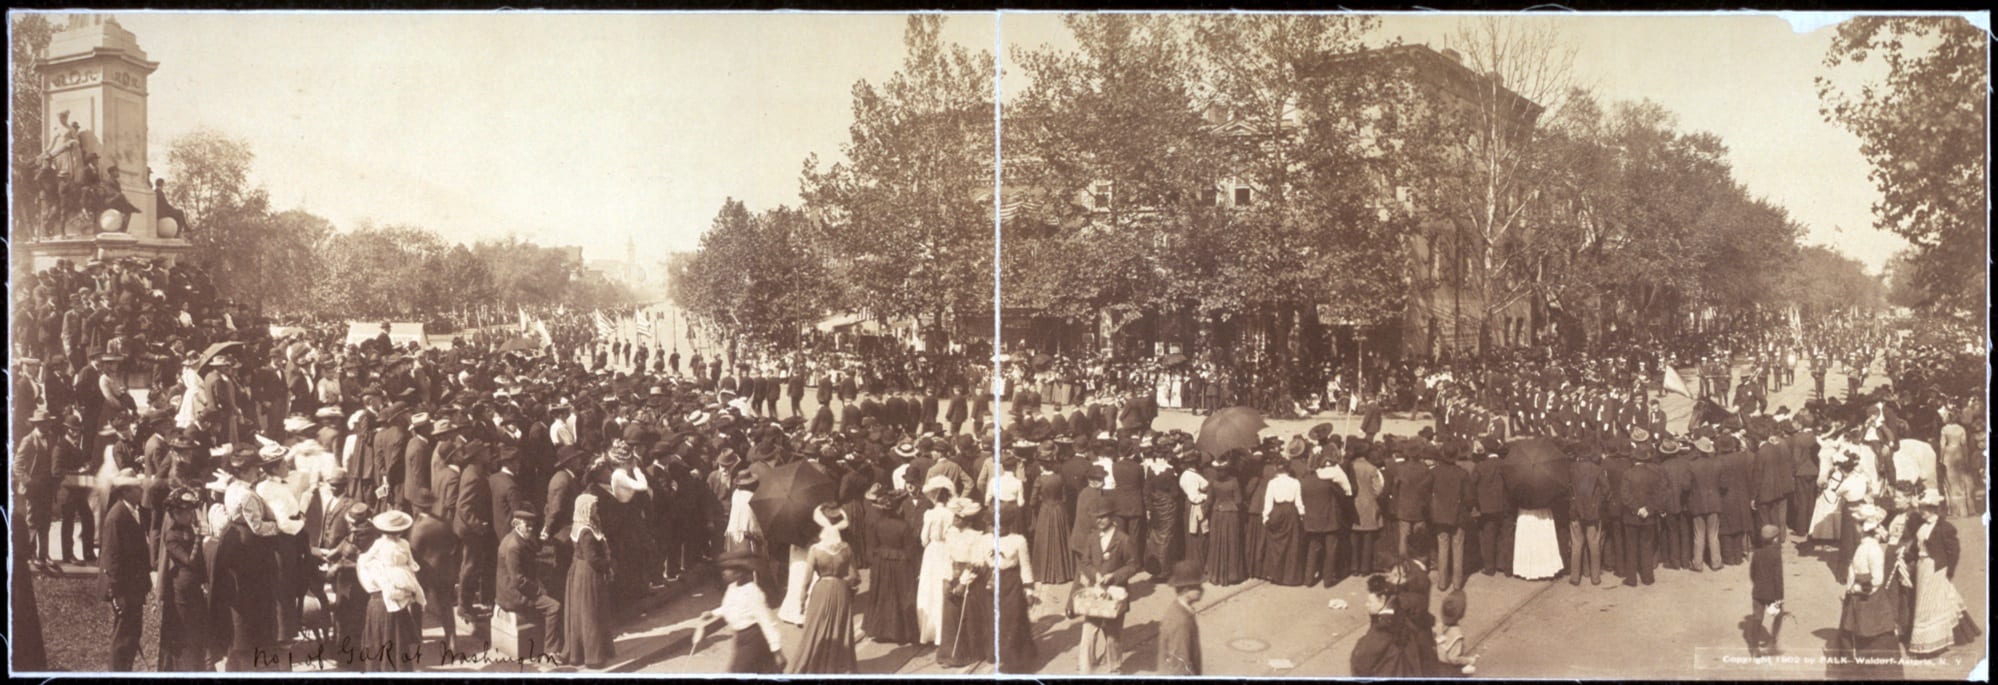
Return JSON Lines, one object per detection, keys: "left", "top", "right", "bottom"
{"left": 1511, "top": 508, "right": 1563, "bottom": 580}
{"left": 776, "top": 543, "right": 811, "bottom": 625}
{"left": 914, "top": 504, "right": 955, "bottom": 645}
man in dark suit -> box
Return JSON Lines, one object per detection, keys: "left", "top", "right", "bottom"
{"left": 454, "top": 443, "right": 496, "bottom": 616}
{"left": 1619, "top": 447, "right": 1664, "bottom": 586}
{"left": 99, "top": 473, "right": 152, "bottom": 671}
{"left": 544, "top": 445, "right": 586, "bottom": 593}
{"left": 1567, "top": 444, "right": 1607, "bottom": 585}
{"left": 490, "top": 451, "right": 525, "bottom": 551}
{"left": 497, "top": 510, "right": 563, "bottom": 657}
{"left": 401, "top": 413, "right": 434, "bottom": 513}
{"left": 1470, "top": 440, "right": 1512, "bottom": 576}
{"left": 944, "top": 386, "right": 969, "bottom": 436}
{"left": 371, "top": 403, "right": 411, "bottom": 510}
{"left": 1427, "top": 446, "right": 1472, "bottom": 591}
{"left": 408, "top": 489, "right": 460, "bottom": 651}
{"left": 430, "top": 418, "right": 465, "bottom": 524}
{"left": 1750, "top": 428, "right": 1795, "bottom": 536}
{"left": 1109, "top": 452, "right": 1145, "bottom": 550}
{"left": 1297, "top": 453, "right": 1348, "bottom": 588}
{"left": 885, "top": 393, "right": 909, "bottom": 435}
{"left": 787, "top": 368, "right": 807, "bottom": 419}
{"left": 1383, "top": 444, "right": 1432, "bottom": 563}
{"left": 1071, "top": 499, "right": 1139, "bottom": 674}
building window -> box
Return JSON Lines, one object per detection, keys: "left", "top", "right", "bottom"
{"left": 1200, "top": 186, "right": 1218, "bottom": 206}
{"left": 1093, "top": 183, "right": 1112, "bottom": 210}
{"left": 1234, "top": 186, "right": 1253, "bottom": 206}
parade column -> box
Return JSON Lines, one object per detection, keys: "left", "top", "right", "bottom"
{"left": 29, "top": 15, "right": 192, "bottom": 269}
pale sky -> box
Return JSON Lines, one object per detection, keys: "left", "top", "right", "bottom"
{"left": 41, "top": 11, "right": 997, "bottom": 267}
{"left": 19, "top": 11, "right": 1984, "bottom": 274}
{"left": 1001, "top": 11, "right": 1989, "bottom": 274}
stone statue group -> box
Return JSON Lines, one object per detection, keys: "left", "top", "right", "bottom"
{"left": 29, "top": 110, "right": 189, "bottom": 241}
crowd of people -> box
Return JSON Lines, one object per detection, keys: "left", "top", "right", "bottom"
{"left": 986, "top": 316, "right": 1983, "bottom": 676}
{"left": 8, "top": 256, "right": 1985, "bottom": 677}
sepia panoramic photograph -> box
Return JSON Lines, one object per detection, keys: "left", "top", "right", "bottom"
{"left": 6, "top": 8, "right": 1989, "bottom": 680}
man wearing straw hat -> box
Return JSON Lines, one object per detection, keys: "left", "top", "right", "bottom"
{"left": 100, "top": 468, "right": 154, "bottom": 670}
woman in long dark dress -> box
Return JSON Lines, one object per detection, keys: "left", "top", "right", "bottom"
{"left": 1029, "top": 468, "right": 1074, "bottom": 585}
{"left": 157, "top": 488, "right": 210, "bottom": 671}
{"left": 1143, "top": 463, "right": 1182, "bottom": 577}
{"left": 937, "top": 498, "right": 994, "bottom": 669}
{"left": 1204, "top": 452, "right": 1248, "bottom": 585}
{"left": 790, "top": 503, "right": 860, "bottom": 673}
{"left": 564, "top": 488, "right": 617, "bottom": 669}
{"left": 1260, "top": 459, "right": 1307, "bottom": 586}
{"left": 863, "top": 486, "right": 920, "bottom": 645}
{"left": 1244, "top": 452, "right": 1276, "bottom": 579}
{"left": 996, "top": 503, "right": 1038, "bottom": 668}
{"left": 356, "top": 510, "right": 424, "bottom": 672}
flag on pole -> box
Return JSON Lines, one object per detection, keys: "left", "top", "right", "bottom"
{"left": 535, "top": 318, "right": 553, "bottom": 348}
{"left": 636, "top": 312, "right": 654, "bottom": 342}
{"left": 593, "top": 310, "right": 613, "bottom": 340}
{"left": 1662, "top": 361, "right": 1692, "bottom": 398}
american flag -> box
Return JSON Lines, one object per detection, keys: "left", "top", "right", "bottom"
{"left": 593, "top": 310, "right": 614, "bottom": 340}
{"left": 636, "top": 313, "right": 654, "bottom": 342}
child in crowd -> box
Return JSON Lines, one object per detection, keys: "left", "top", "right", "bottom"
{"left": 1435, "top": 589, "right": 1478, "bottom": 675}
{"left": 1749, "top": 524, "right": 1786, "bottom": 656}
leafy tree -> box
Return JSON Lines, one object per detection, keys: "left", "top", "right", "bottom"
{"left": 1398, "top": 18, "right": 1578, "bottom": 355}
{"left": 1817, "top": 16, "right": 1988, "bottom": 315}
{"left": 802, "top": 15, "right": 995, "bottom": 344}
{"left": 166, "top": 128, "right": 255, "bottom": 232}
{"left": 674, "top": 199, "right": 830, "bottom": 346}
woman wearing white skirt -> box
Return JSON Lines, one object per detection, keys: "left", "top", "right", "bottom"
{"left": 914, "top": 477, "right": 958, "bottom": 645}
{"left": 776, "top": 543, "right": 812, "bottom": 625}
{"left": 1511, "top": 508, "right": 1563, "bottom": 580}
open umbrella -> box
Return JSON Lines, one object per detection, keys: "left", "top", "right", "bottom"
{"left": 748, "top": 460, "right": 838, "bottom": 548}
{"left": 1195, "top": 406, "right": 1266, "bottom": 458}
{"left": 195, "top": 341, "right": 245, "bottom": 369}
{"left": 1033, "top": 353, "right": 1055, "bottom": 370}
{"left": 1160, "top": 353, "right": 1188, "bottom": 368}
{"left": 1501, "top": 437, "right": 1571, "bottom": 510}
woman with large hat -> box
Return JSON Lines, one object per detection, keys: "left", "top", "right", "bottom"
{"left": 862, "top": 484, "right": 920, "bottom": 645}
{"left": 562, "top": 481, "right": 617, "bottom": 668}
{"left": 937, "top": 497, "right": 994, "bottom": 669}
{"left": 355, "top": 509, "right": 425, "bottom": 672}
{"left": 1203, "top": 449, "right": 1250, "bottom": 585}
{"left": 156, "top": 486, "right": 211, "bottom": 671}
{"left": 1836, "top": 503, "right": 1902, "bottom": 679}
{"left": 1902, "top": 490, "right": 1980, "bottom": 657}
{"left": 1029, "top": 447, "right": 1076, "bottom": 587}
{"left": 914, "top": 476, "right": 957, "bottom": 646}
{"left": 788, "top": 503, "right": 859, "bottom": 673}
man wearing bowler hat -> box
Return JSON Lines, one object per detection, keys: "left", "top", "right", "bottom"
{"left": 100, "top": 468, "right": 153, "bottom": 670}
{"left": 1072, "top": 498, "right": 1138, "bottom": 674}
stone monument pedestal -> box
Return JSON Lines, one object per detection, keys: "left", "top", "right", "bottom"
{"left": 19, "top": 232, "right": 194, "bottom": 271}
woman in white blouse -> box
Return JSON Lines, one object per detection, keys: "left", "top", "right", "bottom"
{"left": 1260, "top": 462, "right": 1307, "bottom": 587}
{"left": 1836, "top": 504, "right": 1901, "bottom": 678}
{"left": 914, "top": 477, "right": 957, "bottom": 646}
{"left": 355, "top": 510, "right": 425, "bottom": 672}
